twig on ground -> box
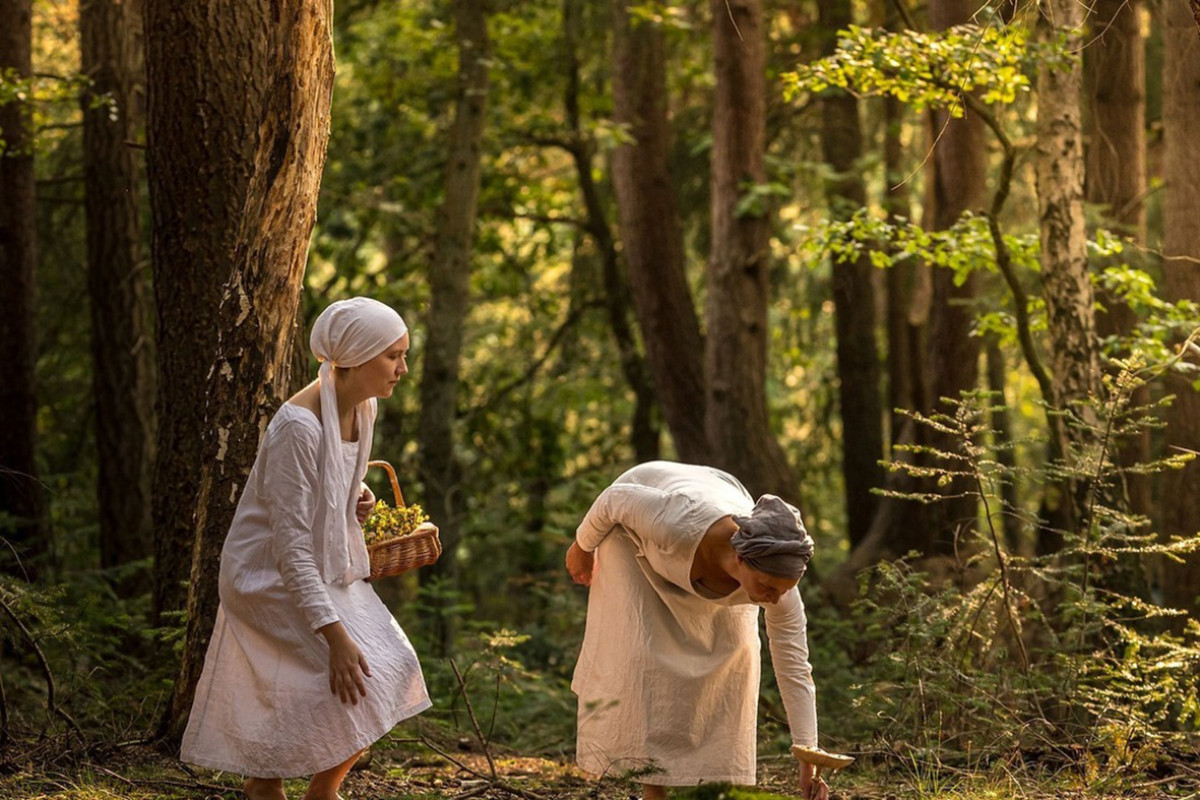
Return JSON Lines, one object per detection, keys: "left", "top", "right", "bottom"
{"left": 450, "top": 657, "right": 498, "bottom": 779}
{"left": 418, "top": 735, "right": 547, "bottom": 800}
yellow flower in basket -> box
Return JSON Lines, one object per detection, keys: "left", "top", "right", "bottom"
{"left": 362, "top": 500, "right": 430, "bottom": 545}
{"left": 362, "top": 461, "right": 443, "bottom": 579}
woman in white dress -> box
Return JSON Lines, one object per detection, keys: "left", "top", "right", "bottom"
{"left": 565, "top": 461, "right": 827, "bottom": 800}
{"left": 181, "top": 297, "right": 432, "bottom": 800}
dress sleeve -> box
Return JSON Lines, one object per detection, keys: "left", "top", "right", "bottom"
{"left": 260, "top": 418, "right": 339, "bottom": 633}
{"left": 575, "top": 483, "right": 691, "bottom": 552}
{"left": 764, "top": 587, "right": 818, "bottom": 747}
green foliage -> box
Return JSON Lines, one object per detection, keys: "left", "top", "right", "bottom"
{"left": 0, "top": 573, "right": 173, "bottom": 761}
{"left": 835, "top": 367, "right": 1200, "bottom": 775}
{"left": 784, "top": 23, "right": 1050, "bottom": 115}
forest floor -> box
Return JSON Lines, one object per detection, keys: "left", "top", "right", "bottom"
{"left": 4, "top": 741, "right": 1199, "bottom": 800}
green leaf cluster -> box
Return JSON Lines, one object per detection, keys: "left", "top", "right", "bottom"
{"left": 784, "top": 23, "right": 1046, "bottom": 115}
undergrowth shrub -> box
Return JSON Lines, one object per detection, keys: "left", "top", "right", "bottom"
{"left": 839, "top": 363, "right": 1200, "bottom": 776}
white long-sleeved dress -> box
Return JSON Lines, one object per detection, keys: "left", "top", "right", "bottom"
{"left": 180, "top": 403, "right": 431, "bottom": 778}
{"left": 571, "top": 461, "right": 817, "bottom": 786}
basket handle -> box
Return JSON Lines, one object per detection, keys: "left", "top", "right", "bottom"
{"left": 367, "top": 460, "right": 406, "bottom": 507}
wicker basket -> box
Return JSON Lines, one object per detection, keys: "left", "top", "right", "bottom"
{"left": 365, "top": 460, "right": 442, "bottom": 579}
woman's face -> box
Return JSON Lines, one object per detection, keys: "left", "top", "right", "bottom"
{"left": 350, "top": 334, "right": 409, "bottom": 398}
{"left": 734, "top": 558, "right": 799, "bottom": 605}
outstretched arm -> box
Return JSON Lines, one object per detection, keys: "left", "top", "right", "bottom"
{"left": 764, "top": 587, "right": 818, "bottom": 747}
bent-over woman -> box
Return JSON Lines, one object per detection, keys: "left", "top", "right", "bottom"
{"left": 566, "top": 461, "right": 826, "bottom": 800}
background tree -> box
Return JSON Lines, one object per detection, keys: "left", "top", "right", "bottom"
{"left": 0, "top": 0, "right": 47, "bottom": 580}
{"left": 418, "top": 0, "right": 491, "bottom": 658}
{"left": 610, "top": 1, "right": 708, "bottom": 462}
{"left": 1084, "top": 0, "right": 1150, "bottom": 521}
{"left": 817, "top": 0, "right": 883, "bottom": 549}
{"left": 144, "top": 0, "right": 337, "bottom": 741}
{"left": 560, "top": 0, "right": 658, "bottom": 461}
{"left": 898, "top": 0, "right": 988, "bottom": 558}
{"left": 707, "top": 0, "right": 795, "bottom": 498}
{"left": 80, "top": 0, "right": 155, "bottom": 582}
{"left": 1035, "top": 0, "right": 1101, "bottom": 538}
{"left": 1160, "top": 0, "right": 1200, "bottom": 618}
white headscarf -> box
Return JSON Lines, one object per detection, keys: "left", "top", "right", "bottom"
{"left": 308, "top": 297, "right": 408, "bottom": 584}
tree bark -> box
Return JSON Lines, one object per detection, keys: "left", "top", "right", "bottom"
{"left": 707, "top": 0, "right": 796, "bottom": 498}
{"left": 817, "top": 0, "right": 884, "bottom": 549}
{"left": 1037, "top": 0, "right": 1101, "bottom": 420}
{"left": 1035, "top": 0, "right": 1101, "bottom": 539}
{"left": 0, "top": 0, "right": 48, "bottom": 580}
{"left": 148, "top": 0, "right": 335, "bottom": 742}
{"left": 81, "top": 0, "right": 156, "bottom": 581}
{"left": 610, "top": 1, "right": 709, "bottom": 463}
{"left": 1160, "top": 0, "right": 1200, "bottom": 618}
{"left": 1084, "top": 0, "right": 1150, "bottom": 522}
{"left": 417, "top": 0, "right": 490, "bottom": 658}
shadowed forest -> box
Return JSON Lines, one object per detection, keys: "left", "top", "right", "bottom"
{"left": 2, "top": 0, "right": 1200, "bottom": 798}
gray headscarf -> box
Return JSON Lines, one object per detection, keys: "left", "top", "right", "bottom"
{"left": 730, "top": 494, "right": 814, "bottom": 580}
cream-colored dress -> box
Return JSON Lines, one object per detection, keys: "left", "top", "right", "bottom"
{"left": 571, "top": 461, "right": 817, "bottom": 786}
{"left": 181, "top": 404, "right": 431, "bottom": 778}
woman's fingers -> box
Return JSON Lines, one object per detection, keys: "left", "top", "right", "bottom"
{"left": 330, "top": 662, "right": 370, "bottom": 704}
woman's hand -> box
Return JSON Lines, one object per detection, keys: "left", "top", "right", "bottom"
{"left": 317, "top": 621, "right": 372, "bottom": 705}
{"left": 798, "top": 763, "right": 829, "bottom": 800}
{"left": 566, "top": 541, "right": 594, "bottom": 586}
{"left": 356, "top": 484, "right": 376, "bottom": 524}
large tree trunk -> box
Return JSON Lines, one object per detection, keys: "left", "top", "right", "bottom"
{"left": 563, "top": 0, "right": 658, "bottom": 462}
{"left": 1036, "top": 0, "right": 1102, "bottom": 539}
{"left": 81, "top": 0, "right": 156, "bottom": 581}
{"left": 610, "top": 1, "right": 709, "bottom": 463}
{"left": 817, "top": 0, "right": 883, "bottom": 549}
{"left": 0, "top": 0, "right": 48, "bottom": 580}
{"left": 417, "top": 0, "right": 490, "bottom": 658}
{"left": 1084, "top": 0, "right": 1150, "bottom": 521}
{"left": 707, "top": 0, "right": 795, "bottom": 498}
{"left": 148, "top": 0, "right": 336, "bottom": 742}
{"left": 892, "top": 0, "right": 986, "bottom": 558}
{"left": 1160, "top": 0, "right": 1200, "bottom": 618}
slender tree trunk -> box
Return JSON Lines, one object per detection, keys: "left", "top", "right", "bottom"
{"left": 149, "top": 0, "right": 336, "bottom": 742}
{"left": 1160, "top": 0, "right": 1200, "bottom": 618}
{"left": 986, "top": 336, "right": 1022, "bottom": 553}
{"left": 417, "top": 0, "right": 490, "bottom": 658}
{"left": 707, "top": 0, "right": 795, "bottom": 498}
{"left": 81, "top": 0, "right": 156, "bottom": 581}
{"left": 817, "top": 0, "right": 883, "bottom": 549}
{"left": 1035, "top": 0, "right": 1101, "bottom": 542}
{"left": 1084, "top": 0, "right": 1150, "bottom": 521}
{"left": 610, "top": 1, "right": 708, "bottom": 462}
{"left": 564, "top": 0, "right": 658, "bottom": 462}
{"left": 892, "top": 0, "right": 986, "bottom": 557}
{"left": 884, "top": 90, "right": 917, "bottom": 447}
{"left": 0, "top": 0, "right": 48, "bottom": 580}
